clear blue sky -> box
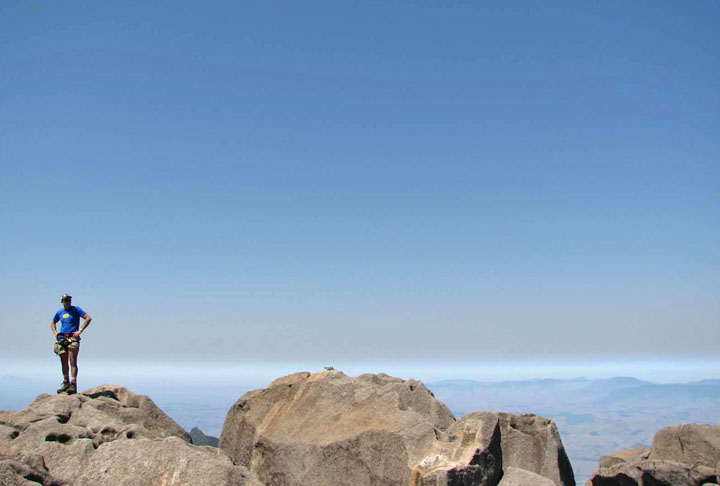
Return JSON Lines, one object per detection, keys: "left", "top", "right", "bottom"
{"left": 1, "top": 1, "right": 718, "bottom": 363}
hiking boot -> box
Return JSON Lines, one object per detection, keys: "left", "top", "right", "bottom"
{"left": 66, "top": 383, "right": 77, "bottom": 395}
{"left": 57, "top": 381, "right": 71, "bottom": 394}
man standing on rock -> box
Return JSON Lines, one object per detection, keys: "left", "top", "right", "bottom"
{"left": 51, "top": 294, "right": 92, "bottom": 395}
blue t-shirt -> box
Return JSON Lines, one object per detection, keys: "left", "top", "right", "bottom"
{"left": 53, "top": 306, "right": 87, "bottom": 334}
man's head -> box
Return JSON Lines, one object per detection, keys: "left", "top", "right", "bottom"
{"left": 61, "top": 294, "right": 72, "bottom": 308}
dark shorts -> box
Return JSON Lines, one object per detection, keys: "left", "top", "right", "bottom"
{"left": 54, "top": 334, "right": 80, "bottom": 355}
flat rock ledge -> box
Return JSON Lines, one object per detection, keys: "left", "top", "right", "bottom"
{"left": 0, "top": 384, "right": 262, "bottom": 486}
{"left": 220, "top": 370, "right": 575, "bottom": 486}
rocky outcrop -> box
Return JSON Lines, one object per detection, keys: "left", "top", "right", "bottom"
{"left": 413, "top": 411, "right": 574, "bottom": 486}
{"left": 494, "top": 412, "right": 574, "bottom": 486}
{"left": 412, "top": 412, "right": 504, "bottom": 486}
{"left": 588, "top": 424, "right": 720, "bottom": 486}
{"left": 220, "top": 370, "right": 574, "bottom": 486}
{"left": 649, "top": 424, "right": 720, "bottom": 469}
{"left": 587, "top": 460, "right": 716, "bottom": 486}
{"left": 3, "top": 374, "right": 578, "bottom": 486}
{"left": 0, "top": 385, "right": 263, "bottom": 486}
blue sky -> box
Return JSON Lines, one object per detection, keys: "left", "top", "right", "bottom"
{"left": 1, "top": 1, "right": 718, "bottom": 365}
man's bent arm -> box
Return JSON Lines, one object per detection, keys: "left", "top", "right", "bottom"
{"left": 79, "top": 314, "right": 92, "bottom": 334}
{"left": 51, "top": 321, "right": 58, "bottom": 337}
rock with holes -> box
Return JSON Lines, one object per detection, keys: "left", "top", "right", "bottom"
{"left": 649, "top": 424, "right": 720, "bottom": 469}
{"left": 586, "top": 459, "right": 717, "bottom": 486}
{"left": 0, "top": 451, "right": 65, "bottom": 486}
{"left": 219, "top": 370, "right": 574, "bottom": 486}
{"left": 0, "top": 385, "right": 189, "bottom": 483}
{"left": 0, "top": 384, "right": 264, "bottom": 485}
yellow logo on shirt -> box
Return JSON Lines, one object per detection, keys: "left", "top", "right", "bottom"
{"left": 62, "top": 313, "right": 70, "bottom": 318}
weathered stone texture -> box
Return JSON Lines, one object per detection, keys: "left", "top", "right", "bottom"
{"left": 0, "top": 384, "right": 263, "bottom": 486}
{"left": 220, "top": 370, "right": 574, "bottom": 486}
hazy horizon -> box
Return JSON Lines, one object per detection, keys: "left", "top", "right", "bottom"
{"left": 3, "top": 357, "right": 719, "bottom": 387}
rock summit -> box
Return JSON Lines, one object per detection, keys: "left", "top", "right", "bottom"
{"left": 219, "top": 370, "right": 575, "bottom": 486}
{"left": 0, "top": 384, "right": 261, "bottom": 486}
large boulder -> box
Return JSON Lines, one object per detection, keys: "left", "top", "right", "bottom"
{"left": 220, "top": 370, "right": 574, "bottom": 486}
{"left": 412, "top": 411, "right": 504, "bottom": 486}
{"left": 587, "top": 459, "right": 717, "bottom": 486}
{"left": 416, "top": 411, "right": 574, "bottom": 486}
{"left": 0, "top": 385, "right": 263, "bottom": 486}
{"left": 492, "top": 412, "right": 574, "bottom": 486}
{"left": 588, "top": 423, "right": 720, "bottom": 485}
{"left": 649, "top": 424, "right": 720, "bottom": 469}
{"left": 220, "top": 371, "right": 455, "bottom": 486}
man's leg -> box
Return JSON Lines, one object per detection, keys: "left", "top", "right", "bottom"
{"left": 58, "top": 352, "right": 70, "bottom": 393}
{"left": 67, "top": 347, "right": 79, "bottom": 394}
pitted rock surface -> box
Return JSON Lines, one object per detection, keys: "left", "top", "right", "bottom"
{"left": 0, "top": 384, "right": 264, "bottom": 486}
{"left": 0, "top": 451, "right": 65, "bottom": 486}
